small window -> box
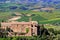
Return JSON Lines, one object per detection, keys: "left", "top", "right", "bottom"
{"left": 31, "top": 24, "right": 33, "bottom": 27}
{"left": 28, "top": 24, "right": 30, "bottom": 26}
{"left": 22, "top": 25, "right": 24, "bottom": 26}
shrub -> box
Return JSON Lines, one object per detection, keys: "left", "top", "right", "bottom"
{"left": 57, "top": 30, "right": 60, "bottom": 34}
{"left": 48, "top": 28, "right": 54, "bottom": 33}
{"left": 57, "top": 35, "right": 60, "bottom": 40}
{"left": 54, "top": 30, "right": 58, "bottom": 35}
{"left": 26, "top": 28, "right": 29, "bottom": 33}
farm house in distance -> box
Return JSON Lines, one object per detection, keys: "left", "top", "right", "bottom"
{"left": 0, "top": 18, "right": 39, "bottom": 37}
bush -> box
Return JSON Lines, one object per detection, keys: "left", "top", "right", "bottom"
{"left": 54, "top": 30, "right": 58, "bottom": 35}
{"left": 26, "top": 28, "right": 29, "bottom": 33}
{"left": 57, "top": 35, "right": 60, "bottom": 40}
{"left": 48, "top": 28, "right": 54, "bottom": 33}
{"left": 57, "top": 30, "right": 60, "bottom": 34}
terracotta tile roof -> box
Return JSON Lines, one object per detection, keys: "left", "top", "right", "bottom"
{"left": 1, "top": 22, "right": 32, "bottom": 25}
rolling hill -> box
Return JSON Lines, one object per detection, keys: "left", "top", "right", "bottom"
{"left": 0, "top": 0, "right": 60, "bottom": 24}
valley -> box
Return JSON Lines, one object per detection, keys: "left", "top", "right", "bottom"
{"left": 0, "top": 0, "right": 60, "bottom": 39}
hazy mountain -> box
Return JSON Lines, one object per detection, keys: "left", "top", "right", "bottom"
{"left": 0, "top": 0, "right": 60, "bottom": 4}
{"left": 0, "top": 0, "right": 60, "bottom": 11}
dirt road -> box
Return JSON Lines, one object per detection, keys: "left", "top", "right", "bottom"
{"left": 8, "top": 16, "right": 21, "bottom": 21}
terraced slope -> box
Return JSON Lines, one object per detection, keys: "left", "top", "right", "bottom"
{"left": 0, "top": 12, "right": 13, "bottom": 22}
{"left": 0, "top": 9, "right": 60, "bottom": 24}
{"left": 16, "top": 10, "right": 60, "bottom": 24}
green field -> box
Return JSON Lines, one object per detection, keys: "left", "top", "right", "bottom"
{"left": 15, "top": 10, "right": 60, "bottom": 24}
{"left": 0, "top": 10, "right": 60, "bottom": 24}
{"left": 0, "top": 10, "right": 60, "bottom": 40}
{"left": 0, "top": 12, "right": 13, "bottom": 22}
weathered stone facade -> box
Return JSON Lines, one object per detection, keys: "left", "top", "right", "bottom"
{"left": 1, "top": 21, "right": 38, "bottom": 37}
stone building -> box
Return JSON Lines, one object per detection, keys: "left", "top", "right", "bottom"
{"left": 0, "top": 21, "right": 38, "bottom": 37}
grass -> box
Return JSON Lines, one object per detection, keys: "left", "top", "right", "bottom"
{"left": 18, "top": 10, "right": 60, "bottom": 19}
{"left": 0, "top": 12, "right": 13, "bottom": 22}
{"left": 39, "top": 18, "right": 60, "bottom": 24}
{"left": 44, "top": 24, "right": 60, "bottom": 31}
{"left": 16, "top": 10, "right": 60, "bottom": 24}
{"left": 0, "top": 9, "right": 60, "bottom": 24}
{"left": 17, "top": 16, "right": 30, "bottom": 22}
{"left": 17, "top": 14, "right": 47, "bottom": 22}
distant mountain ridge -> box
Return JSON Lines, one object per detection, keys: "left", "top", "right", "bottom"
{"left": 0, "top": 0, "right": 60, "bottom": 11}
{"left": 0, "top": 0, "right": 60, "bottom": 4}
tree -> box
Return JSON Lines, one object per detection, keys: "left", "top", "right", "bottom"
{"left": 26, "top": 28, "right": 29, "bottom": 33}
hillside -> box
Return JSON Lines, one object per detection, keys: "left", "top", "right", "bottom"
{"left": 0, "top": 0, "right": 60, "bottom": 40}
{"left": 0, "top": 10, "right": 60, "bottom": 24}
{"left": 0, "top": 0, "right": 60, "bottom": 24}
{"left": 0, "top": 0, "right": 60, "bottom": 9}
{"left": 17, "top": 10, "right": 60, "bottom": 24}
